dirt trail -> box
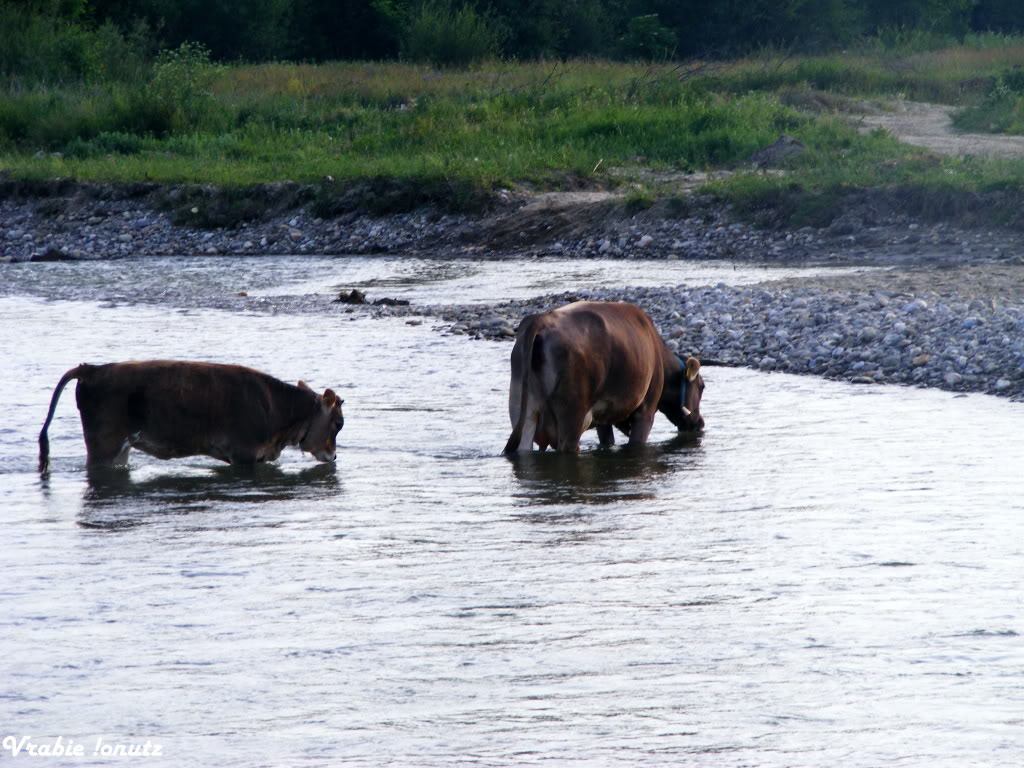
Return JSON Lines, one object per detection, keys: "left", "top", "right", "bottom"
{"left": 859, "top": 101, "right": 1024, "bottom": 158}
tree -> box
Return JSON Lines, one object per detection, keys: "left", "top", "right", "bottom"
{"left": 972, "top": 0, "right": 1024, "bottom": 33}
{"left": 861, "top": 0, "right": 974, "bottom": 37}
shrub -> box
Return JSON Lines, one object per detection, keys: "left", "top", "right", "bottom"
{"left": 619, "top": 15, "right": 676, "bottom": 61}
{"left": 148, "top": 42, "right": 225, "bottom": 133}
{"left": 0, "top": 1, "right": 150, "bottom": 84}
{"left": 400, "top": 1, "right": 502, "bottom": 68}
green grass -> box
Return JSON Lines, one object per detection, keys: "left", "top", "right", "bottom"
{"left": 0, "top": 63, "right": 811, "bottom": 187}
{"left": 711, "top": 127, "right": 1024, "bottom": 230}
{"left": 5, "top": 49, "right": 1024, "bottom": 228}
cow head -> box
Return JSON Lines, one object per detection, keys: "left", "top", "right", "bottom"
{"left": 659, "top": 356, "right": 704, "bottom": 432}
{"left": 298, "top": 382, "right": 344, "bottom": 462}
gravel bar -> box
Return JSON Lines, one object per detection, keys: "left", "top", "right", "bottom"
{"left": 400, "top": 264, "right": 1024, "bottom": 401}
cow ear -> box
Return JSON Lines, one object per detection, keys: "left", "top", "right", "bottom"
{"left": 322, "top": 388, "right": 337, "bottom": 407}
{"left": 685, "top": 357, "right": 701, "bottom": 382}
{"left": 297, "top": 380, "right": 313, "bottom": 392}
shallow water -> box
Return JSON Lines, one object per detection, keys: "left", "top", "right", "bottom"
{"left": 1, "top": 257, "right": 1022, "bottom": 767}
{"left": 0, "top": 254, "right": 877, "bottom": 308}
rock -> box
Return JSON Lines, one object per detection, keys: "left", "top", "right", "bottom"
{"left": 911, "top": 354, "right": 930, "bottom": 367}
{"left": 335, "top": 289, "right": 367, "bottom": 304}
{"left": 944, "top": 372, "right": 963, "bottom": 386}
{"left": 858, "top": 326, "right": 878, "bottom": 342}
{"left": 638, "top": 235, "right": 654, "bottom": 247}
{"left": 30, "top": 247, "right": 75, "bottom": 262}
{"left": 827, "top": 215, "right": 860, "bottom": 236}
{"left": 372, "top": 297, "right": 410, "bottom": 306}
{"left": 749, "top": 135, "right": 805, "bottom": 168}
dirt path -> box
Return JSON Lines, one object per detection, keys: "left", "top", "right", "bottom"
{"left": 858, "top": 100, "right": 1024, "bottom": 158}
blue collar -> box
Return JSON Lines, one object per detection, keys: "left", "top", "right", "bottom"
{"left": 677, "top": 356, "right": 688, "bottom": 408}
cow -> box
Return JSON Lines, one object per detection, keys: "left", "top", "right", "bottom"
{"left": 38, "top": 361, "right": 344, "bottom": 472}
{"left": 503, "top": 301, "right": 704, "bottom": 454}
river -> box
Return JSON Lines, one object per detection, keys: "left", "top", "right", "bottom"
{"left": 1, "top": 256, "right": 1022, "bottom": 766}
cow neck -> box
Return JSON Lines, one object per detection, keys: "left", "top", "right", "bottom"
{"left": 295, "top": 387, "right": 322, "bottom": 446}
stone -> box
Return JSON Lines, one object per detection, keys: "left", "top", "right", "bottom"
{"left": 335, "top": 289, "right": 367, "bottom": 305}
{"left": 858, "top": 326, "right": 878, "bottom": 342}
{"left": 30, "top": 247, "right": 75, "bottom": 262}
{"left": 749, "top": 135, "right": 806, "bottom": 168}
{"left": 372, "top": 297, "right": 411, "bottom": 307}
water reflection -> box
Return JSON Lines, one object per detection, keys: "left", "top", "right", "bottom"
{"left": 508, "top": 433, "right": 702, "bottom": 507}
{"left": 78, "top": 462, "right": 339, "bottom": 529}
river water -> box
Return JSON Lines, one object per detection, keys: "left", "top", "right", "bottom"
{"left": 2, "top": 256, "right": 1022, "bottom": 767}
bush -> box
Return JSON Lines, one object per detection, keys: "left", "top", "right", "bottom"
{"left": 620, "top": 15, "right": 676, "bottom": 61}
{"left": 148, "top": 42, "right": 225, "bottom": 133}
{"left": 400, "top": 1, "right": 502, "bottom": 68}
{"left": 0, "top": 1, "right": 150, "bottom": 84}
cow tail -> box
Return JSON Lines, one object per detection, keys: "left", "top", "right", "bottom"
{"left": 38, "top": 365, "right": 86, "bottom": 473}
{"left": 503, "top": 324, "right": 538, "bottom": 454}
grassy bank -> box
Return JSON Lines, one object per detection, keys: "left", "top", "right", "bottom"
{"left": 6, "top": 44, "right": 1024, "bottom": 226}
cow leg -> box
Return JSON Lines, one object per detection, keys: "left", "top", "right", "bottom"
{"left": 534, "top": 424, "right": 551, "bottom": 452}
{"left": 229, "top": 450, "right": 258, "bottom": 466}
{"left": 597, "top": 425, "right": 615, "bottom": 447}
{"left": 625, "top": 407, "right": 658, "bottom": 446}
{"left": 80, "top": 412, "right": 133, "bottom": 468}
{"left": 552, "top": 404, "right": 587, "bottom": 454}
{"left": 84, "top": 431, "right": 131, "bottom": 468}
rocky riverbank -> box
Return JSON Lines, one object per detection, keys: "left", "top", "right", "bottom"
{"left": 377, "top": 263, "right": 1024, "bottom": 401}
{"left": 5, "top": 179, "right": 1024, "bottom": 266}
{"left": 4, "top": 180, "right": 1024, "bottom": 402}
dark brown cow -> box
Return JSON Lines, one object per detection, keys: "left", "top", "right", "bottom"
{"left": 503, "top": 301, "right": 704, "bottom": 454}
{"left": 38, "top": 361, "right": 344, "bottom": 471}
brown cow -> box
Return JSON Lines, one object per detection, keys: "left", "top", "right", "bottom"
{"left": 503, "top": 301, "right": 704, "bottom": 454}
{"left": 38, "top": 361, "right": 344, "bottom": 472}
